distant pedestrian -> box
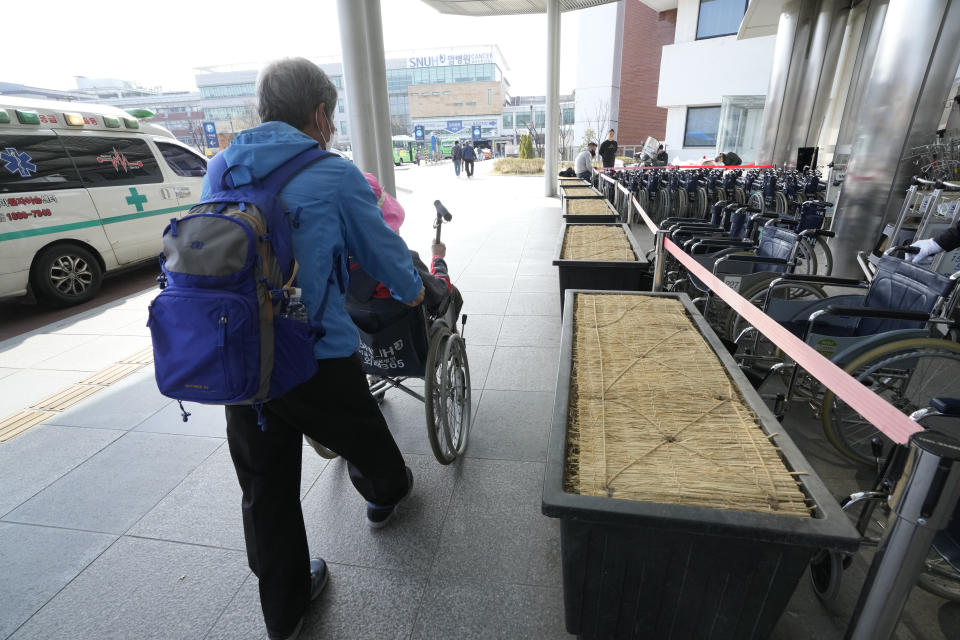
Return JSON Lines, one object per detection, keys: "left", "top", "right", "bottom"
{"left": 574, "top": 142, "right": 597, "bottom": 180}
{"left": 451, "top": 140, "right": 462, "bottom": 177}
{"left": 462, "top": 141, "right": 476, "bottom": 178}
{"left": 415, "top": 150, "right": 422, "bottom": 166}
{"left": 599, "top": 129, "right": 618, "bottom": 169}
{"left": 715, "top": 151, "right": 742, "bottom": 167}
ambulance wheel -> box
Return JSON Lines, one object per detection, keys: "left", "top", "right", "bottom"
{"left": 31, "top": 243, "right": 102, "bottom": 307}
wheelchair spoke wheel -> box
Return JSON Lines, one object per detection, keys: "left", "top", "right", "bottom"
{"left": 424, "top": 328, "right": 456, "bottom": 464}
{"left": 695, "top": 187, "right": 708, "bottom": 218}
{"left": 747, "top": 192, "right": 765, "bottom": 215}
{"left": 813, "top": 237, "right": 833, "bottom": 276}
{"left": 793, "top": 238, "right": 818, "bottom": 276}
{"left": 441, "top": 334, "right": 471, "bottom": 457}
{"left": 822, "top": 339, "right": 960, "bottom": 466}
{"left": 775, "top": 191, "right": 789, "bottom": 216}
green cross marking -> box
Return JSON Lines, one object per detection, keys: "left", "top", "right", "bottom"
{"left": 125, "top": 187, "right": 148, "bottom": 212}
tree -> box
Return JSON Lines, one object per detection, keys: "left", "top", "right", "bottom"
{"left": 518, "top": 134, "right": 534, "bottom": 159}
{"left": 558, "top": 117, "right": 574, "bottom": 162}
{"left": 585, "top": 99, "right": 610, "bottom": 148}
{"left": 580, "top": 128, "right": 596, "bottom": 151}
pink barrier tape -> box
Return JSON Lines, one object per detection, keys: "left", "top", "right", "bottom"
{"left": 600, "top": 164, "right": 775, "bottom": 171}
{"left": 662, "top": 237, "right": 922, "bottom": 444}
{"left": 632, "top": 196, "right": 659, "bottom": 235}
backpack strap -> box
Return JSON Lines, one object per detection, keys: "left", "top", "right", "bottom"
{"left": 262, "top": 146, "right": 334, "bottom": 196}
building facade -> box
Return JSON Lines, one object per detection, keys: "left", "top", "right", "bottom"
{"left": 577, "top": 0, "right": 774, "bottom": 163}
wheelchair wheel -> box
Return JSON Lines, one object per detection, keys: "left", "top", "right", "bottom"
{"left": 424, "top": 329, "right": 471, "bottom": 464}
{"left": 655, "top": 190, "right": 669, "bottom": 223}
{"left": 917, "top": 549, "right": 960, "bottom": 602}
{"left": 695, "top": 187, "right": 709, "bottom": 219}
{"left": 735, "top": 187, "right": 747, "bottom": 205}
{"left": 814, "top": 237, "right": 833, "bottom": 276}
{"left": 821, "top": 339, "right": 960, "bottom": 466}
{"left": 809, "top": 549, "right": 849, "bottom": 605}
{"left": 793, "top": 238, "right": 819, "bottom": 276}
{"left": 774, "top": 191, "right": 790, "bottom": 216}
{"left": 747, "top": 192, "right": 765, "bottom": 215}
{"left": 306, "top": 436, "right": 339, "bottom": 459}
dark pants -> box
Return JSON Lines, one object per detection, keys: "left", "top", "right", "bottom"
{"left": 464, "top": 159, "right": 474, "bottom": 177}
{"left": 453, "top": 158, "right": 461, "bottom": 176}
{"left": 225, "top": 355, "right": 408, "bottom": 638}
{"left": 576, "top": 170, "right": 592, "bottom": 180}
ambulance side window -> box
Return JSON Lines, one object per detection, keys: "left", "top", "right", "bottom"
{"left": 0, "top": 134, "right": 83, "bottom": 193}
{"left": 156, "top": 142, "right": 207, "bottom": 178}
{"left": 59, "top": 136, "right": 164, "bottom": 187}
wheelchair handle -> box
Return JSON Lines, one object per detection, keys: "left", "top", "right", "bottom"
{"left": 433, "top": 200, "right": 452, "bottom": 243}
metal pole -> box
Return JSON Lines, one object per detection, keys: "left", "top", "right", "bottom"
{"left": 337, "top": 0, "right": 377, "bottom": 177}
{"left": 545, "top": 0, "right": 561, "bottom": 197}
{"left": 845, "top": 429, "right": 960, "bottom": 640}
{"left": 364, "top": 0, "right": 397, "bottom": 197}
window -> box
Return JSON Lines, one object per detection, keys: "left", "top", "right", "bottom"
{"left": 432, "top": 91, "right": 440, "bottom": 96}
{"left": 340, "top": 121, "right": 347, "bottom": 135}
{"left": 488, "top": 89, "right": 492, "bottom": 105}
{"left": 443, "top": 90, "right": 451, "bottom": 96}
{"left": 502, "top": 113, "right": 513, "bottom": 128}
{"left": 466, "top": 101, "right": 476, "bottom": 106}
{"left": 0, "top": 134, "right": 83, "bottom": 193}
{"left": 338, "top": 101, "right": 344, "bottom": 113}
{"left": 516, "top": 113, "right": 532, "bottom": 128}
{"left": 410, "top": 92, "right": 418, "bottom": 97}
{"left": 683, "top": 106, "right": 722, "bottom": 147}
{"left": 60, "top": 136, "right": 164, "bottom": 186}
{"left": 156, "top": 142, "right": 207, "bottom": 178}
{"left": 535, "top": 110, "right": 545, "bottom": 128}
{"left": 199, "top": 83, "right": 256, "bottom": 99}
{"left": 696, "top": 0, "right": 747, "bottom": 39}
{"left": 562, "top": 107, "right": 575, "bottom": 125}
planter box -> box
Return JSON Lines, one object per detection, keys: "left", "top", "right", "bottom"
{"left": 561, "top": 185, "right": 602, "bottom": 201}
{"left": 543, "top": 291, "right": 860, "bottom": 640}
{"left": 552, "top": 224, "right": 651, "bottom": 310}
{"left": 562, "top": 197, "right": 619, "bottom": 224}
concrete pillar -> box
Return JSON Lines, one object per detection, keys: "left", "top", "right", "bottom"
{"left": 337, "top": 0, "right": 396, "bottom": 196}
{"left": 545, "top": 0, "right": 561, "bottom": 197}
{"left": 830, "top": 0, "right": 960, "bottom": 277}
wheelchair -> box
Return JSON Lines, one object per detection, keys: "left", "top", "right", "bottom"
{"left": 732, "top": 246, "right": 960, "bottom": 466}
{"left": 660, "top": 203, "right": 824, "bottom": 340}
{"left": 308, "top": 202, "right": 472, "bottom": 465}
{"left": 809, "top": 397, "right": 960, "bottom": 604}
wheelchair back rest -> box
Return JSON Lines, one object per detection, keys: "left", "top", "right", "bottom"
{"left": 857, "top": 255, "right": 956, "bottom": 335}
{"left": 757, "top": 226, "right": 798, "bottom": 261}
{"left": 794, "top": 206, "right": 825, "bottom": 232}
{"left": 728, "top": 209, "right": 749, "bottom": 239}
{"left": 710, "top": 201, "right": 726, "bottom": 226}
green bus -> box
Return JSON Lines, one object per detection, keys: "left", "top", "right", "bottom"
{"left": 439, "top": 138, "right": 457, "bottom": 158}
{"left": 392, "top": 135, "right": 416, "bottom": 165}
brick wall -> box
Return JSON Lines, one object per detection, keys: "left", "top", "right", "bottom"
{"left": 616, "top": 3, "right": 676, "bottom": 148}
{"left": 408, "top": 81, "right": 503, "bottom": 118}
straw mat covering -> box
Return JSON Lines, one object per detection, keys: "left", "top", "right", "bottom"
{"left": 561, "top": 225, "right": 636, "bottom": 262}
{"left": 562, "top": 186, "right": 598, "bottom": 197}
{"left": 566, "top": 199, "right": 614, "bottom": 215}
{"left": 565, "top": 294, "right": 811, "bottom": 517}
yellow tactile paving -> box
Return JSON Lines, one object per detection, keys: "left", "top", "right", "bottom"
{"left": 0, "top": 346, "right": 154, "bottom": 443}
{"left": 0, "top": 410, "right": 58, "bottom": 442}
{"left": 80, "top": 363, "right": 143, "bottom": 386}
{"left": 31, "top": 384, "right": 104, "bottom": 411}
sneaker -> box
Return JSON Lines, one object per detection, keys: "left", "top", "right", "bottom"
{"left": 267, "top": 558, "right": 329, "bottom": 640}
{"left": 366, "top": 466, "right": 414, "bottom": 529}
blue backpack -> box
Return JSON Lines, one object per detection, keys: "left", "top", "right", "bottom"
{"left": 148, "top": 146, "right": 333, "bottom": 428}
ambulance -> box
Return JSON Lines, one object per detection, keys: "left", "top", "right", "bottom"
{"left": 0, "top": 97, "right": 206, "bottom": 306}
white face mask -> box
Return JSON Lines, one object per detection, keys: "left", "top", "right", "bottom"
{"left": 315, "top": 110, "right": 335, "bottom": 149}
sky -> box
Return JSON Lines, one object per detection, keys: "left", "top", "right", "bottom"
{"left": 3, "top": 0, "right": 581, "bottom": 96}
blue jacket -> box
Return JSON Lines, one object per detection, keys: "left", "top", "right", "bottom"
{"left": 461, "top": 144, "right": 476, "bottom": 161}
{"left": 202, "top": 121, "right": 422, "bottom": 360}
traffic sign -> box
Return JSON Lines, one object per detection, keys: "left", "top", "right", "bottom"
{"left": 472, "top": 126, "right": 481, "bottom": 139}
{"left": 414, "top": 125, "right": 425, "bottom": 141}
{"left": 203, "top": 121, "right": 220, "bottom": 149}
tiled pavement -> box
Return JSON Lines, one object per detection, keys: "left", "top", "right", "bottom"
{"left": 1, "top": 162, "right": 957, "bottom": 639}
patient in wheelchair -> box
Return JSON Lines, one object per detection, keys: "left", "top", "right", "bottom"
{"left": 346, "top": 173, "right": 463, "bottom": 334}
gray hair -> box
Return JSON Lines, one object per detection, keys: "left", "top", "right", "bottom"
{"left": 257, "top": 57, "right": 338, "bottom": 129}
